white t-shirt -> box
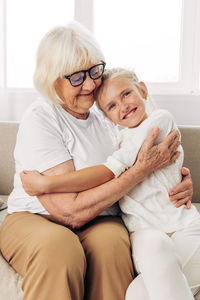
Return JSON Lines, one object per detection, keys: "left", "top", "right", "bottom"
{"left": 8, "top": 100, "right": 120, "bottom": 215}
{"left": 104, "top": 109, "right": 200, "bottom": 233}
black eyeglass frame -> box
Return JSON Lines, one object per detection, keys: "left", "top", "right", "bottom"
{"left": 64, "top": 61, "right": 106, "bottom": 87}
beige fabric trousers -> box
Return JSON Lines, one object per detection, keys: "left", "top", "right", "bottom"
{"left": 0, "top": 212, "right": 134, "bottom": 300}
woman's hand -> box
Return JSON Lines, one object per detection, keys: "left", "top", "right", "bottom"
{"left": 20, "top": 170, "right": 46, "bottom": 196}
{"left": 136, "top": 127, "right": 181, "bottom": 176}
{"left": 169, "top": 167, "right": 193, "bottom": 209}
{"left": 136, "top": 127, "right": 193, "bottom": 209}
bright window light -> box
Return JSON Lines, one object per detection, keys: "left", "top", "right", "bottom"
{"left": 94, "top": 0, "right": 182, "bottom": 82}
{"left": 6, "top": 0, "right": 74, "bottom": 88}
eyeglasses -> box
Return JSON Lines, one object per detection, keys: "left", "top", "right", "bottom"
{"left": 64, "top": 61, "right": 106, "bottom": 87}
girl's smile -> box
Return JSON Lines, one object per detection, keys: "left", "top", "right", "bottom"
{"left": 122, "top": 107, "right": 138, "bottom": 120}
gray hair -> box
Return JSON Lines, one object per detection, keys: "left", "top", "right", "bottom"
{"left": 34, "top": 21, "right": 105, "bottom": 104}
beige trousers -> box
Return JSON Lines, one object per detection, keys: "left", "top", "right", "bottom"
{"left": 0, "top": 212, "right": 134, "bottom": 300}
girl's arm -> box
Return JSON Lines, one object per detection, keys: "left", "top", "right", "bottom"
{"left": 20, "top": 111, "right": 177, "bottom": 196}
{"left": 36, "top": 127, "right": 181, "bottom": 229}
{"left": 21, "top": 128, "right": 193, "bottom": 226}
{"left": 20, "top": 163, "right": 114, "bottom": 196}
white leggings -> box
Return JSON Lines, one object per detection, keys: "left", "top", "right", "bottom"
{"left": 126, "top": 220, "right": 200, "bottom": 300}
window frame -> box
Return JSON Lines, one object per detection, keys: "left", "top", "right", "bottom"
{"left": 0, "top": 0, "right": 200, "bottom": 95}
{"left": 0, "top": 0, "right": 6, "bottom": 89}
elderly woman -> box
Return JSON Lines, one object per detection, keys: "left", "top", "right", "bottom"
{"left": 0, "top": 22, "right": 193, "bottom": 300}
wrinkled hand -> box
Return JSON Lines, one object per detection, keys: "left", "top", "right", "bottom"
{"left": 137, "top": 127, "right": 181, "bottom": 175}
{"left": 169, "top": 167, "right": 193, "bottom": 209}
{"left": 20, "top": 170, "right": 45, "bottom": 196}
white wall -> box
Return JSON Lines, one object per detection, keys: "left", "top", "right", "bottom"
{"left": 0, "top": 89, "right": 38, "bottom": 121}
{"left": 154, "top": 95, "right": 200, "bottom": 126}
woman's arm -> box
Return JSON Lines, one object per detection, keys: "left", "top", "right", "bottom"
{"left": 20, "top": 111, "right": 181, "bottom": 196}
{"left": 138, "top": 130, "right": 193, "bottom": 209}
{"left": 20, "top": 163, "right": 114, "bottom": 196}
{"left": 21, "top": 126, "right": 192, "bottom": 213}
{"left": 37, "top": 127, "right": 181, "bottom": 229}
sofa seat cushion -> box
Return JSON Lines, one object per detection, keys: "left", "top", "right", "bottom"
{"left": 0, "top": 196, "right": 23, "bottom": 300}
{"left": 0, "top": 252, "right": 23, "bottom": 300}
{"left": 195, "top": 203, "right": 200, "bottom": 213}
{"left": 0, "top": 196, "right": 8, "bottom": 226}
{"left": 0, "top": 195, "right": 8, "bottom": 211}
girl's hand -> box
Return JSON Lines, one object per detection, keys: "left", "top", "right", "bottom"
{"left": 136, "top": 127, "right": 181, "bottom": 176}
{"left": 169, "top": 167, "right": 193, "bottom": 209}
{"left": 20, "top": 170, "right": 46, "bottom": 196}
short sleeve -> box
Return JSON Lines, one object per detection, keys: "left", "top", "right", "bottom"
{"left": 15, "top": 103, "right": 72, "bottom": 173}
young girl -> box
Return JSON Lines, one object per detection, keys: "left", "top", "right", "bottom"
{"left": 20, "top": 68, "right": 200, "bottom": 300}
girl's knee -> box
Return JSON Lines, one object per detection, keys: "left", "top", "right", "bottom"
{"left": 126, "top": 280, "right": 137, "bottom": 300}
{"left": 125, "top": 276, "right": 147, "bottom": 300}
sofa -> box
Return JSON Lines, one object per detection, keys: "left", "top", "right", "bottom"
{"left": 0, "top": 121, "right": 200, "bottom": 300}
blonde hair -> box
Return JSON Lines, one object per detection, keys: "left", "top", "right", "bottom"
{"left": 96, "top": 68, "right": 156, "bottom": 115}
{"left": 34, "top": 22, "right": 105, "bottom": 104}
{"left": 102, "top": 68, "right": 139, "bottom": 83}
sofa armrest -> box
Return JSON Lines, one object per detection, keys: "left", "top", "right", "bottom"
{"left": 179, "top": 126, "right": 200, "bottom": 203}
{"left": 0, "top": 122, "right": 19, "bottom": 195}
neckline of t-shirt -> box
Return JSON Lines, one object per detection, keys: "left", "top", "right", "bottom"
{"left": 59, "top": 105, "right": 93, "bottom": 126}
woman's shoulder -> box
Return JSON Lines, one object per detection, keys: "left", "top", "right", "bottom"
{"left": 21, "top": 99, "right": 60, "bottom": 126}
{"left": 22, "top": 99, "right": 55, "bottom": 119}
{"left": 18, "top": 99, "right": 62, "bottom": 136}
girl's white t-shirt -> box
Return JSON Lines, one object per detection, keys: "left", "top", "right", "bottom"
{"left": 8, "top": 100, "right": 120, "bottom": 215}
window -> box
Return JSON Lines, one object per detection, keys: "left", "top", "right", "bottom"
{"left": 94, "top": 0, "right": 182, "bottom": 83}
{"left": 6, "top": 0, "right": 74, "bottom": 88}
{"left": 0, "top": 0, "right": 200, "bottom": 121}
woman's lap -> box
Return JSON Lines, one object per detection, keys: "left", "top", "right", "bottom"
{"left": 0, "top": 213, "right": 134, "bottom": 300}
{"left": 0, "top": 212, "right": 85, "bottom": 276}
{"left": 77, "top": 216, "right": 134, "bottom": 300}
